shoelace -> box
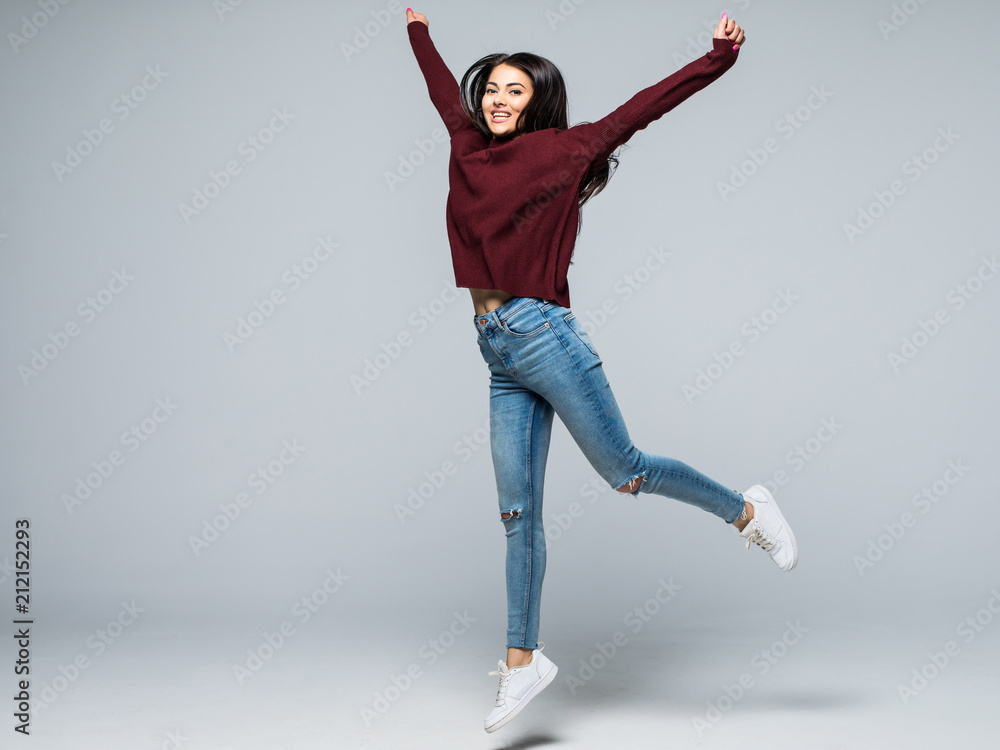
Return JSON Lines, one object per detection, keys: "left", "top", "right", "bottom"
{"left": 743, "top": 518, "right": 776, "bottom": 552}
{"left": 487, "top": 663, "right": 512, "bottom": 706}
{"left": 487, "top": 642, "right": 544, "bottom": 707}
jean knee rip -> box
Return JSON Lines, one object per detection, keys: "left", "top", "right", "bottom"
{"left": 616, "top": 470, "right": 645, "bottom": 497}
{"left": 500, "top": 508, "right": 523, "bottom": 520}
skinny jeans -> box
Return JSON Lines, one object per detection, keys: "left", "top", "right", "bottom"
{"left": 473, "top": 296, "right": 745, "bottom": 650}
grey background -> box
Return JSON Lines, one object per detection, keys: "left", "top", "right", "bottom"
{"left": 1, "top": 0, "right": 997, "bottom": 747}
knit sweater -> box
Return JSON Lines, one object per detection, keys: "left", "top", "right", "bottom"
{"left": 407, "top": 20, "right": 739, "bottom": 308}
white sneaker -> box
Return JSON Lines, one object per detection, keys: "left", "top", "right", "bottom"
{"left": 484, "top": 642, "right": 558, "bottom": 733}
{"left": 738, "top": 485, "right": 798, "bottom": 571}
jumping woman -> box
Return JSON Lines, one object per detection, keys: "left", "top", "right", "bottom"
{"left": 404, "top": 8, "right": 797, "bottom": 733}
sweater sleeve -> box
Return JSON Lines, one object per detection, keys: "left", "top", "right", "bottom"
{"left": 407, "top": 21, "right": 477, "bottom": 138}
{"left": 565, "top": 37, "right": 739, "bottom": 165}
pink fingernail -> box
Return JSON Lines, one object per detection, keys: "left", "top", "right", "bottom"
{"left": 733, "top": 44, "right": 739, "bottom": 50}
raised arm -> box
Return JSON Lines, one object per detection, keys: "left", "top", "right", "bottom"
{"left": 406, "top": 10, "right": 477, "bottom": 138}
{"left": 565, "top": 15, "right": 743, "bottom": 166}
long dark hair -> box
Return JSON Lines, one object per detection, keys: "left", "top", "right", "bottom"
{"left": 459, "top": 51, "right": 619, "bottom": 237}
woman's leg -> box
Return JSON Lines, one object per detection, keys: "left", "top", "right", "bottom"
{"left": 476, "top": 310, "right": 555, "bottom": 661}
{"left": 527, "top": 306, "right": 798, "bottom": 569}
{"left": 513, "top": 302, "right": 746, "bottom": 524}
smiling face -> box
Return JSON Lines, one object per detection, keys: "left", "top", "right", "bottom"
{"left": 482, "top": 63, "right": 533, "bottom": 138}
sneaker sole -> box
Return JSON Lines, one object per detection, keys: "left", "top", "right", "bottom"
{"left": 748, "top": 484, "right": 798, "bottom": 571}
{"left": 484, "top": 662, "right": 558, "bottom": 733}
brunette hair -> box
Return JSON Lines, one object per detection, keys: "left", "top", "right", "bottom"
{"left": 459, "top": 51, "right": 619, "bottom": 237}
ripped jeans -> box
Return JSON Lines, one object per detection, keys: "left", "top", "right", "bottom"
{"left": 474, "top": 296, "right": 746, "bottom": 650}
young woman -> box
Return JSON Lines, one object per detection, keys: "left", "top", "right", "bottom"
{"left": 405, "top": 8, "right": 797, "bottom": 733}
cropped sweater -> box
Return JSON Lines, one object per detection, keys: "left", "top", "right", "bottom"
{"left": 407, "top": 20, "right": 739, "bottom": 308}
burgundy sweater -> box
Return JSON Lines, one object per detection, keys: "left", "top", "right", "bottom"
{"left": 407, "top": 21, "right": 739, "bottom": 308}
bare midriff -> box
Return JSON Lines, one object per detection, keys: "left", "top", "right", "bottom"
{"left": 470, "top": 287, "right": 515, "bottom": 316}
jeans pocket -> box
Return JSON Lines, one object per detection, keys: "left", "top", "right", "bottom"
{"left": 502, "top": 302, "right": 550, "bottom": 337}
{"left": 563, "top": 312, "right": 600, "bottom": 358}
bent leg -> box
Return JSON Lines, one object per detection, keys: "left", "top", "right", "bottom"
{"left": 632, "top": 451, "right": 745, "bottom": 522}
{"left": 524, "top": 311, "right": 743, "bottom": 523}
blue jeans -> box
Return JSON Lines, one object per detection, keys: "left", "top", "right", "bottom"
{"left": 473, "top": 296, "right": 746, "bottom": 650}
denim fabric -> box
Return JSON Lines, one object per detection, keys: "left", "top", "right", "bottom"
{"left": 473, "top": 296, "right": 746, "bottom": 649}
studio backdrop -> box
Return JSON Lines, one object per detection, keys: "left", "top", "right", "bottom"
{"left": 1, "top": 0, "right": 998, "bottom": 747}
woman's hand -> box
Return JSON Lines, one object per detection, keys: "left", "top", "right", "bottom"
{"left": 714, "top": 13, "right": 745, "bottom": 50}
{"left": 406, "top": 8, "right": 429, "bottom": 28}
